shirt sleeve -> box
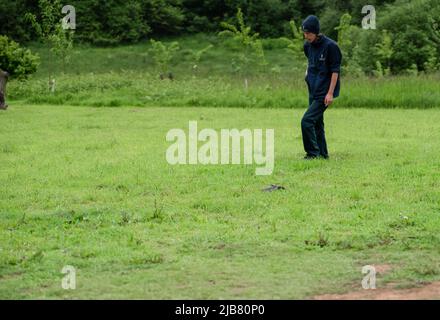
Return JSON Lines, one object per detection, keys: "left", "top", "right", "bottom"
{"left": 327, "top": 42, "right": 342, "bottom": 73}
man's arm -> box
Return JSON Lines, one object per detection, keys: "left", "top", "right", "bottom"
{"left": 325, "top": 72, "right": 339, "bottom": 106}
{"left": 325, "top": 42, "right": 342, "bottom": 107}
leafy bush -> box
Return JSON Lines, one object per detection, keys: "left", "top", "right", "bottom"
{"left": 149, "top": 39, "right": 180, "bottom": 78}
{"left": 278, "top": 19, "right": 307, "bottom": 73}
{"left": 72, "top": 0, "right": 151, "bottom": 45}
{"left": 377, "top": 0, "right": 440, "bottom": 74}
{"left": 0, "top": 36, "right": 40, "bottom": 79}
{"left": 336, "top": 0, "right": 440, "bottom": 76}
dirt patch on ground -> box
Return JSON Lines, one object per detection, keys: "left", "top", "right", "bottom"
{"left": 314, "top": 264, "right": 440, "bottom": 300}
{"left": 373, "top": 264, "right": 393, "bottom": 274}
{"left": 314, "top": 281, "right": 440, "bottom": 300}
{"left": 0, "top": 271, "right": 24, "bottom": 280}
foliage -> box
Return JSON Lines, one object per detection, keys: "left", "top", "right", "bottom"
{"left": 279, "top": 19, "right": 306, "bottom": 73}
{"left": 373, "top": 30, "right": 393, "bottom": 76}
{"left": 149, "top": 39, "right": 180, "bottom": 77}
{"left": 25, "top": 0, "right": 73, "bottom": 82}
{"left": 377, "top": 0, "right": 440, "bottom": 74}
{"left": 49, "top": 22, "right": 74, "bottom": 72}
{"left": 219, "top": 8, "right": 266, "bottom": 87}
{"left": 2, "top": 0, "right": 440, "bottom": 77}
{"left": 0, "top": 35, "right": 40, "bottom": 79}
{"left": 188, "top": 44, "right": 214, "bottom": 74}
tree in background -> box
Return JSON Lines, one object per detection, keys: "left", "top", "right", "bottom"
{"left": 335, "top": 13, "right": 363, "bottom": 77}
{"left": 280, "top": 19, "right": 307, "bottom": 74}
{"left": 219, "top": 8, "right": 266, "bottom": 90}
{"left": 335, "top": 13, "right": 353, "bottom": 60}
{"left": 1, "top": 0, "right": 439, "bottom": 77}
{"left": 69, "top": 0, "right": 183, "bottom": 45}
{"left": 0, "top": 35, "right": 40, "bottom": 109}
{"left": 0, "top": 0, "right": 416, "bottom": 42}
{"left": 144, "top": 0, "right": 185, "bottom": 36}
{"left": 377, "top": 0, "right": 439, "bottom": 74}
{"left": 373, "top": 30, "right": 393, "bottom": 77}
{"left": 50, "top": 21, "right": 74, "bottom": 74}
{"left": 25, "top": 0, "right": 74, "bottom": 92}
{"left": 0, "top": 36, "right": 40, "bottom": 79}
{"left": 427, "top": 13, "right": 440, "bottom": 71}
{"left": 188, "top": 45, "right": 214, "bottom": 76}
{"left": 149, "top": 39, "right": 181, "bottom": 80}
{"left": 72, "top": 0, "right": 150, "bottom": 45}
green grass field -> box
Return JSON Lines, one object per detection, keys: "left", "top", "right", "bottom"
{"left": 1, "top": 104, "right": 440, "bottom": 299}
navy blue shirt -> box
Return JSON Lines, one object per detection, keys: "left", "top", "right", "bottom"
{"left": 304, "top": 35, "right": 342, "bottom": 101}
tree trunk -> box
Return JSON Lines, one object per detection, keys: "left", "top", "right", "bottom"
{"left": 0, "top": 69, "right": 9, "bottom": 110}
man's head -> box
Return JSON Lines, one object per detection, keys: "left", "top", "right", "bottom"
{"left": 302, "top": 15, "right": 320, "bottom": 43}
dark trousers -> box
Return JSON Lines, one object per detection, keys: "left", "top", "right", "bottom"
{"left": 301, "top": 99, "right": 328, "bottom": 158}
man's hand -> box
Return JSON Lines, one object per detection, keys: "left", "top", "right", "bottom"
{"left": 325, "top": 72, "right": 339, "bottom": 107}
{"left": 324, "top": 93, "right": 333, "bottom": 107}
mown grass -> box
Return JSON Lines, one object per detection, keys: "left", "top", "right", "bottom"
{"left": 1, "top": 104, "right": 440, "bottom": 299}
{"left": 8, "top": 34, "right": 440, "bottom": 109}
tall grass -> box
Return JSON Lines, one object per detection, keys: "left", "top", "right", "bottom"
{"left": 8, "top": 34, "right": 440, "bottom": 109}
{"left": 9, "top": 72, "right": 440, "bottom": 109}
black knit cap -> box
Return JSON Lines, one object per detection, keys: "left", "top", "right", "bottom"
{"left": 302, "top": 15, "right": 320, "bottom": 34}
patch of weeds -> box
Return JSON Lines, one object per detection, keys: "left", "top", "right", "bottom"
{"left": 1, "top": 143, "right": 16, "bottom": 154}
{"left": 388, "top": 214, "right": 416, "bottom": 229}
{"left": 119, "top": 211, "right": 133, "bottom": 225}
{"left": 71, "top": 249, "right": 97, "bottom": 259}
{"left": 378, "top": 236, "right": 394, "bottom": 246}
{"left": 401, "top": 238, "right": 414, "bottom": 250}
{"left": 271, "top": 220, "right": 277, "bottom": 233}
{"left": 2, "top": 256, "right": 21, "bottom": 267}
{"left": 146, "top": 194, "right": 165, "bottom": 222}
{"left": 80, "top": 124, "right": 103, "bottom": 130}
{"left": 232, "top": 185, "right": 246, "bottom": 198}
{"left": 128, "top": 233, "right": 144, "bottom": 247}
{"left": 8, "top": 213, "right": 27, "bottom": 231}
{"left": 129, "top": 253, "right": 164, "bottom": 266}
{"left": 210, "top": 242, "right": 227, "bottom": 250}
{"left": 192, "top": 201, "right": 209, "bottom": 211}
{"left": 367, "top": 230, "right": 397, "bottom": 247}
{"left": 26, "top": 250, "right": 44, "bottom": 264}
{"left": 350, "top": 191, "right": 362, "bottom": 201}
{"left": 60, "top": 210, "right": 89, "bottom": 227}
{"left": 116, "top": 184, "right": 129, "bottom": 193}
{"left": 305, "top": 232, "right": 330, "bottom": 248}
{"left": 317, "top": 232, "right": 330, "bottom": 247}
{"left": 336, "top": 240, "right": 354, "bottom": 250}
{"left": 411, "top": 261, "right": 440, "bottom": 277}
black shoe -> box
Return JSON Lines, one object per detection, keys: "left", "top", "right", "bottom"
{"left": 320, "top": 155, "right": 329, "bottom": 160}
{"left": 304, "top": 155, "right": 318, "bottom": 160}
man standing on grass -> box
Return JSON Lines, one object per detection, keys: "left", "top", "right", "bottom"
{"left": 301, "top": 15, "right": 342, "bottom": 160}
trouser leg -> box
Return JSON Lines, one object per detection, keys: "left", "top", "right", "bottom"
{"left": 301, "top": 99, "right": 327, "bottom": 157}
{"left": 0, "top": 91, "right": 6, "bottom": 109}
{"left": 315, "top": 113, "right": 328, "bottom": 158}
{"left": 0, "top": 70, "right": 8, "bottom": 110}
